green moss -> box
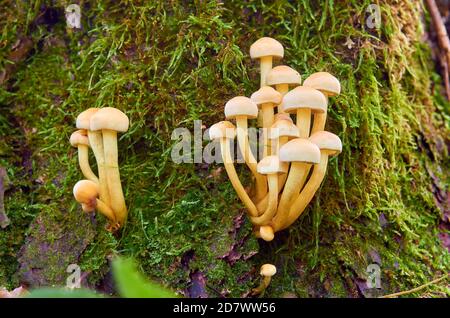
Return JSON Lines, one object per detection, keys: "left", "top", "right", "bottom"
{"left": 0, "top": 0, "right": 448, "bottom": 296}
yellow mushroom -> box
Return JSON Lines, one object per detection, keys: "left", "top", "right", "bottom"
{"left": 281, "top": 86, "right": 327, "bottom": 138}
{"left": 279, "top": 131, "right": 342, "bottom": 231}
{"left": 303, "top": 72, "right": 341, "bottom": 133}
{"left": 250, "top": 86, "right": 282, "bottom": 157}
{"left": 90, "top": 107, "right": 129, "bottom": 226}
{"left": 249, "top": 37, "right": 284, "bottom": 87}
{"left": 224, "top": 96, "right": 267, "bottom": 201}
{"left": 271, "top": 138, "right": 321, "bottom": 231}
{"left": 252, "top": 264, "right": 277, "bottom": 295}
{"left": 76, "top": 108, "right": 111, "bottom": 208}
{"left": 266, "top": 65, "right": 302, "bottom": 118}
{"left": 69, "top": 130, "right": 99, "bottom": 184}
{"left": 209, "top": 121, "right": 258, "bottom": 217}
{"left": 73, "top": 180, "right": 118, "bottom": 230}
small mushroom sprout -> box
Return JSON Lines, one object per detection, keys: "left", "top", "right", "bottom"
{"left": 71, "top": 107, "right": 129, "bottom": 232}
{"left": 210, "top": 36, "right": 343, "bottom": 293}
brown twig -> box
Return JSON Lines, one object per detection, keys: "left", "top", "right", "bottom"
{"left": 0, "top": 167, "right": 10, "bottom": 229}
{"left": 379, "top": 274, "right": 449, "bottom": 298}
{"left": 425, "top": 0, "right": 450, "bottom": 100}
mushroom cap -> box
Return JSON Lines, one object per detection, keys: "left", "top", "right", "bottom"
{"left": 90, "top": 107, "right": 129, "bottom": 132}
{"left": 281, "top": 86, "right": 327, "bottom": 114}
{"left": 73, "top": 180, "right": 99, "bottom": 204}
{"left": 269, "top": 119, "right": 299, "bottom": 139}
{"left": 260, "top": 264, "right": 277, "bottom": 277}
{"left": 279, "top": 138, "right": 321, "bottom": 164}
{"left": 259, "top": 225, "right": 274, "bottom": 241}
{"left": 70, "top": 130, "right": 90, "bottom": 147}
{"left": 257, "top": 155, "right": 288, "bottom": 175}
{"left": 76, "top": 108, "right": 99, "bottom": 130}
{"left": 209, "top": 121, "right": 236, "bottom": 140}
{"left": 303, "top": 72, "right": 341, "bottom": 96}
{"left": 249, "top": 37, "right": 284, "bottom": 60}
{"left": 309, "top": 131, "right": 342, "bottom": 156}
{"left": 224, "top": 96, "right": 258, "bottom": 119}
{"left": 266, "top": 65, "right": 301, "bottom": 86}
{"left": 250, "top": 86, "right": 282, "bottom": 106}
{"left": 274, "top": 113, "right": 293, "bottom": 122}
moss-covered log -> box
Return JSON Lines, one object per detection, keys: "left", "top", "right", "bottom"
{"left": 0, "top": 1, "right": 448, "bottom": 297}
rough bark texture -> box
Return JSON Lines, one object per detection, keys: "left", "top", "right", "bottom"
{"left": 0, "top": 1, "right": 448, "bottom": 297}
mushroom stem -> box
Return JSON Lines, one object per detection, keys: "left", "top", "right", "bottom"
{"left": 259, "top": 56, "right": 272, "bottom": 87}
{"left": 220, "top": 137, "right": 259, "bottom": 217}
{"left": 311, "top": 96, "right": 328, "bottom": 133}
{"left": 271, "top": 162, "right": 311, "bottom": 230}
{"left": 261, "top": 103, "right": 274, "bottom": 158}
{"left": 278, "top": 153, "right": 328, "bottom": 231}
{"left": 275, "top": 83, "right": 289, "bottom": 96}
{"left": 235, "top": 116, "right": 267, "bottom": 201}
{"left": 296, "top": 109, "right": 311, "bottom": 138}
{"left": 77, "top": 144, "right": 99, "bottom": 184}
{"left": 252, "top": 276, "right": 272, "bottom": 295}
{"left": 255, "top": 136, "right": 289, "bottom": 214}
{"left": 102, "top": 130, "right": 127, "bottom": 225}
{"left": 95, "top": 198, "right": 117, "bottom": 222}
{"left": 275, "top": 84, "right": 289, "bottom": 114}
{"left": 275, "top": 136, "right": 289, "bottom": 191}
{"left": 250, "top": 175, "right": 278, "bottom": 226}
{"left": 87, "top": 131, "right": 111, "bottom": 206}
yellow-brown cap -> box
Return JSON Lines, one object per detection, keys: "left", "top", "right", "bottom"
{"left": 309, "top": 131, "right": 342, "bottom": 156}
{"left": 90, "top": 107, "right": 129, "bottom": 132}
{"left": 274, "top": 113, "right": 293, "bottom": 122}
{"left": 303, "top": 72, "right": 341, "bottom": 96}
{"left": 257, "top": 155, "right": 288, "bottom": 175}
{"left": 224, "top": 96, "right": 258, "bottom": 119}
{"left": 259, "top": 225, "right": 274, "bottom": 241}
{"left": 281, "top": 86, "right": 327, "bottom": 114}
{"left": 209, "top": 121, "right": 236, "bottom": 140}
{"left": 70, "top": 130, "right": 90, "bottom": 147}
{"left": 73, "top": 180, "right": 99, "bottom": 210}
{"left": 250, "top": 86, "right": 282, "bottom": 106}
{"left": 269, "top": 119, "right": 299, "bottom": 139}
{"left": 260, "top": 264, "right": 277, "bottom": 277}
{"left": 266, "top": 65, "right": 301, "bottom": 86}
{"left": 250, "top": 37, "right": 284, "bottom": 60}
{"left": 279, "top": 138, "right": 321, "bottom": 164}
{"left": 76, "top": 108, "right": 99, "bottom": 130}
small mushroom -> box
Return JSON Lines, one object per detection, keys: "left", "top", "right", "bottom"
{"left": 70, "top": 130, "right": 99, "bottom": 184}
{"left": 250, "top": 156, "right": 287, "bottom": 230}
{"left": 73, "top": 180, "right": 117, "bottom": 230}
{"left": 281, "top": 86, "right": 327, "bottom": 138}
{"left": 266, "top": 65, "right": 302, "bottom": 116}
{"left": 250, "top": 86, "right": 282, "bottom": 157}
{"left": 252, "top": 264, "right": 277, "bottom": 295}
{"left": 76, "top": 108, "right": 111, "bottom": 207}
{"left": 225, "top": 96, "right": 267, "bottom": 201}
{"left": 279, "top": 131, "right": 342, "bottom": 231}
{"left": 250, "top": 37, "right": 284, "bottom": 87}
{"left": 303, "top": 72, "right": 341, "bottom": 133}
{"left": 209, "top": 121, "right": 258, "bottom": 217}
{"left": 271, "top": 138, "right": 321, "bottom": 231}
{"left": 90, "top": 107, "right": 129, "bottom": 226}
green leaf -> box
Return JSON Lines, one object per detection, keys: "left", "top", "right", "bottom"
{"left": 112, "top": 257, "right": 178, "bottom": 298}
{"left": 26, "top": 288, "right": 103, "bottom": 298}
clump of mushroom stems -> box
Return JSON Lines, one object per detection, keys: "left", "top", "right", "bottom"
{"left": 211, "top": 36, "right": 343, "bottom": 245}
{"left": 71, "top": 107, "right": 129, "bottom": 232}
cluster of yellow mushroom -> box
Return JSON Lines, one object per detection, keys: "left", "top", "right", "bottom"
{"left": 70, "top": 107, "right": 129, "bottom": 232}
{"left": 210, "top": 37, "right": 342, "bottom": 242}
